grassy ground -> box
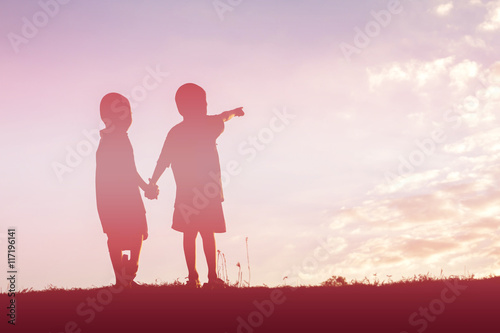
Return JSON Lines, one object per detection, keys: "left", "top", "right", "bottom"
{"left": 1, "top": 276, "right": 499, "bottom": 332}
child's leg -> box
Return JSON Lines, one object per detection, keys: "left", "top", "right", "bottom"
{"left": 183, "top": 230, "right": 199, "bottom": 280}
{"left": 200, "top": 231, "right": 217, "bottom": 281}
{"left": 125, "top": 234, "right": 144, "bottom": 282}
{"left": 107, "top": 234, "right": 124, "bottom": 285}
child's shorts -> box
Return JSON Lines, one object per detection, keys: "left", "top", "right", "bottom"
{"left": 172, "top": 201, "right": 226, "bottom": 233}
{"left": 100, "top": 212, "right": 148, "bottom": 236}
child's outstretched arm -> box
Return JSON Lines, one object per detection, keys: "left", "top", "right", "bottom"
{"left": 218, "top": 107, "right": 244, "bottom": 122}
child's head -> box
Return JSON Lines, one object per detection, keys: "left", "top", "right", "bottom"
{"left": 175, "top": 83, "right": 207, "bottom": 119}
{"left": 100, "top": 93, "right": 132, "bottom": 132}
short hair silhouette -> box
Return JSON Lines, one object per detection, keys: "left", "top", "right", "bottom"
{"left": 96, "top": 92, "right": 149, "bottom": 288}
{"left": 175, "top": 83, "right": 207, "bottom": 118}
{"left": 150, "top": 83, "right": 244, "bottom": 288}
{"left": 100, "top": 92, "right": 131, "bottom": 131}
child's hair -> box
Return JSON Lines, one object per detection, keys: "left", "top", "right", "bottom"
{"left": 100, "top": 93, "right": 131, "bottom": 129}
{"left": 175, "top": 83, "right": 207, "bottom": 118}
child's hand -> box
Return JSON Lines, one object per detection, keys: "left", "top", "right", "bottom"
{"left": 144, "top": 179, "right": 159, "bottom": 200}
{"left": 232, "top": 107, "right": 244, "bottom": 117}
{"left": 220, "top": 107, "right": 245, "bottom": 122}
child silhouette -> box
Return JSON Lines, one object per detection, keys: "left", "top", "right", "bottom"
{"left": 95, "top": 93, "right": 157, "bottom": 288}
{"left": 149, "top": 83, "right": 244, "bottom": 288}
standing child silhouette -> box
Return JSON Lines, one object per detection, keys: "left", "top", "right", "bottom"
{"left": 96, "top": 93, "right": 157, "bottom": 288}
{"left": 149, "top": 83, "right": 244, "bottom": 288}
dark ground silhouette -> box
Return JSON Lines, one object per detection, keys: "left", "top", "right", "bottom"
{"left": 2, "top": 277, "right": 499, "bottom": 332}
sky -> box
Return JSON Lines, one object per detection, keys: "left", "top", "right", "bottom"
{"left": 1, "top": 0, "right": 500, "bottom": 291}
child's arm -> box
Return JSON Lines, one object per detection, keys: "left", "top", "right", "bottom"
{"left": 150, "top": 162, "right": 167, "bottom": 186}
{"left": 217, "top": 107, "right": 244, "bottom": 122}
{"left": 148, "top": 134, "right": 171, "bottom": 189}
{"left": 137, "top": 172, "right": 149, "bottom": 192}
{"left": 143, "top": 165, "right": 164, "bottom": 200}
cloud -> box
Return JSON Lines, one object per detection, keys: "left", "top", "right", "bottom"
{"left": 373, "top": 169, "right": 442, "bottom": 195}
{"left": 319, "top": 128, "right": 500, "bottom": 280}
{"left": 368, "top": 57, "right": 486, "bottom": 95}
{"left": 463, "top": 35, "right": 488, "bottom": 48}
{"left": 400, "top": 238, "right": 459, "bottom": 258}
{"left": 478, "top": 0, "right": 500, "bottom": 31}
{"left": 465, "top": 217, "right": 500, "bottom": 232}
{"left": 367, "top": 57, "right": 455, "bottom": 90}
{"left": 443, "top": 127, "right": 500, "bottom": 153}
{"left": 435, "top": 2, "right": 454, "bottom": 16}
{"left": 489, "top": 61, "right": 500, "bottom": 84}
{"left": 294, "top": 3, "right": 500, "bottom": 285}
{"left": 449, "top": 59, "right": 481, "bottom": 90}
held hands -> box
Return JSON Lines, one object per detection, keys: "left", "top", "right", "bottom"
{"left": 144, "top": 178, "right": 159, "bottom": 200}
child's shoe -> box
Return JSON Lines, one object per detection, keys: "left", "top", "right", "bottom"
{"left": 203, "top": 277, "right": 226, "bottom": 289}
{"left": 129, "top": 280, "right": 142, "bottom": 288}
{"left": 186, "top": 278, "right": 201, "bottom": 289}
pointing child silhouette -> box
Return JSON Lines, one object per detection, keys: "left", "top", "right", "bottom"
{"left": 148, "top": 83, "right": 244, "bottom": 288}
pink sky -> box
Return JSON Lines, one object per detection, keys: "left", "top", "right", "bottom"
{"left": 1, "top": 0, "right": 500, "bottom": 290}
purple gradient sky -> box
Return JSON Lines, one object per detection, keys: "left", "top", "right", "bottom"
{"left": 1, "top": 0, "right": 500, "bottom": 290}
